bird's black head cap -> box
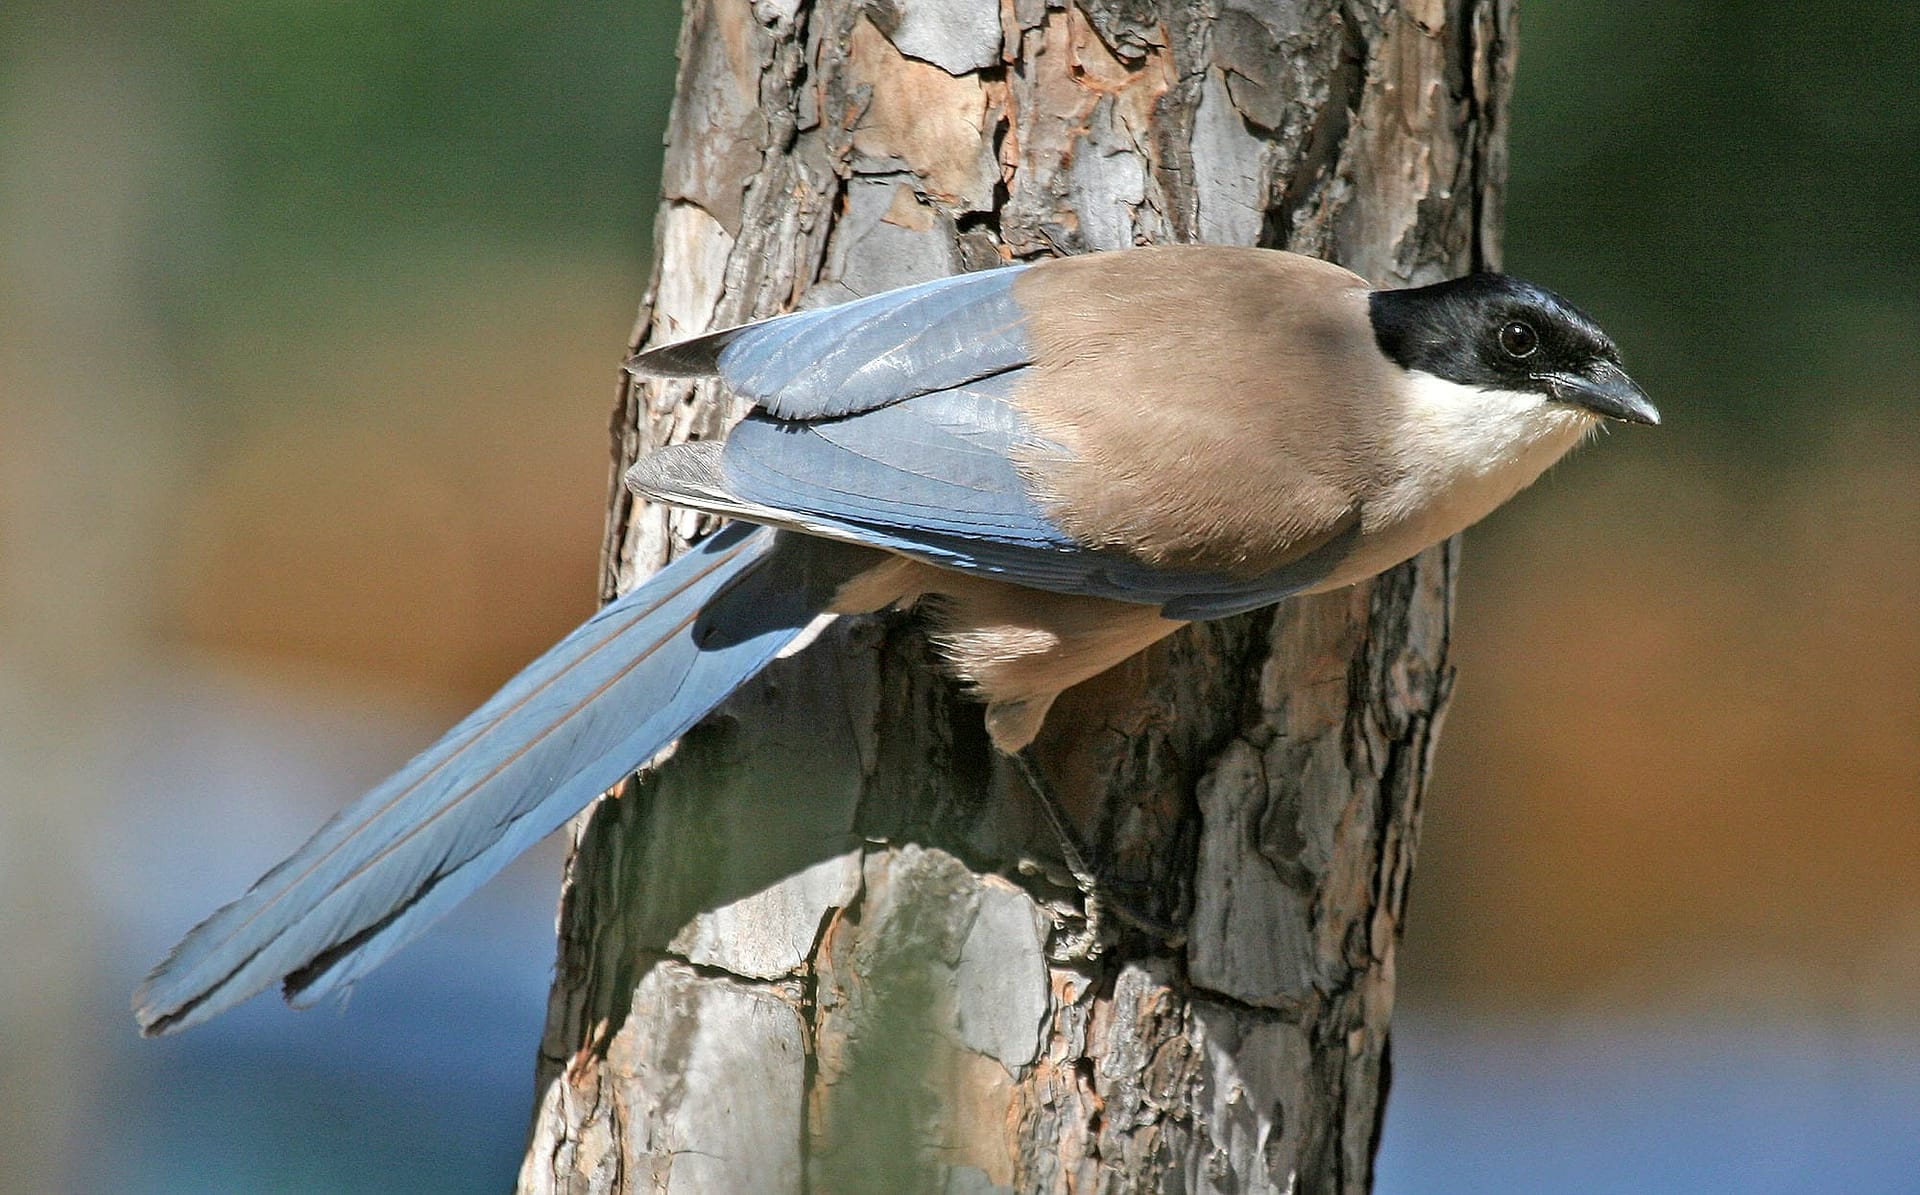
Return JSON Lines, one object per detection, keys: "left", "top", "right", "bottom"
{"left": 1368, "top": 272, "right": 1659, "bottom": 425}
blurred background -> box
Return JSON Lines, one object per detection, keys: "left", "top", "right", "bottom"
{"left": 1, "top": 1, "right": 1914, "bottom": 1191}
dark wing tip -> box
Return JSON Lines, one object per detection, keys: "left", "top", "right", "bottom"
{"left": 625, "top": 326, "right": 748, "bottom": 379}
{"left": 132, "top": 959, "right": 212, "bottom": 1038}
{"left": 132, "top": 910, "right": 267, "bottom": 1037}
{"left": 131, "top": 987, "right": 171, "bottom": 1038}
{"left": 133, "top": 930, "right": 200, "bottom": 1036}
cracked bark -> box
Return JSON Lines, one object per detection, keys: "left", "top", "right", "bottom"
{"left": 520, "top": 0, "right": 1511, "bottom": 1191}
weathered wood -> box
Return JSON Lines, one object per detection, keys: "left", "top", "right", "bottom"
{"left": 523, "top": 1, "right": 1510, "bottom": 1190}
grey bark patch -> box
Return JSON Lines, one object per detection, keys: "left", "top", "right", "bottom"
{"left": 953, "top": 879, "right": 1049, "bottom": 1069}
{"left": 753, "top": 0, "right": 805, "bottom": 31}
{"left": 1214, "top": 1, "right": 1304, "bottom": 130}
{"left": 944, "top": 1165, "right": 1015, "bottom": 1194}
{"left": 673, "top": 852, "right": 863, "bottom": 979}
{"left": 858, "top": 842, "right": 981, "bottom": 960}
{"left": 817, "top": 177, "right": 963, "bottom": 304}
{"left": 1078, "top": 0, "right": 1168, "bottom": 62}
{"left": 1193, "top": 67, "right": 1270, "bottom": 247}
{"left": 1188, "top": 738, "right": 1317, "bottom": 1008}
{"left": 1189, "top": 1002, "right": 1316, "bottom": 1195}
{"left": 604, "top": 964, "right": 807, "bottom": 1194}
{"left": 1068, "top": 98, "right": 1148, "bottom": 251}
{"left": 659, "top": 2, "right": 773, "bottom": 234}
{"left": 868, "top": 0, "right": 1003, "bottom": 75}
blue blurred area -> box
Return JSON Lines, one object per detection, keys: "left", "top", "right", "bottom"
{"left": 1379, "top": 1013, "right": 1920, "bottom": 1195}
{"left": 75, "top": 660, "right": 557, "bottom": 1192}
{"left": 102, "top": 928, "right": 542, "bottom": 1194}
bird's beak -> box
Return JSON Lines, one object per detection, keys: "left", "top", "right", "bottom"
{"left": 1536, "top": 360, "right": 1661, "bottom": 426}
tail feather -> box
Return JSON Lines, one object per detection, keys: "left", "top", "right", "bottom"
{"left": 135, "top": 524, "right": 866, "bottom": 1036}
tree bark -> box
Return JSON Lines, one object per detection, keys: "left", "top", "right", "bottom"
{"left": 521, "top": 0, "right": 1510, "bottom": 1191}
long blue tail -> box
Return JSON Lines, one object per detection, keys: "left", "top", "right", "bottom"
{"left": 136, "top": 524, "right": 867, "bottom": 1035}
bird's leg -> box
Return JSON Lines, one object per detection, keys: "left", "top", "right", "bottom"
{"left": 1007, "top": 749, "right": 1186, "bottom": 950}
{"left": 1008, "top": 750, "right": 1105, "bottom": 959}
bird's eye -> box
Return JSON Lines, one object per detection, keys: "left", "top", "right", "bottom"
{"left": 1498, "top": 320, "right": 1538, "bottom": 359}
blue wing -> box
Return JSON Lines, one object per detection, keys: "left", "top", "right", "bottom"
{"left": 629, "top": 266, "right": 1034, "bottom": 420}
{"left": 628, "top": 375, "right": 1353, "bottom": 617}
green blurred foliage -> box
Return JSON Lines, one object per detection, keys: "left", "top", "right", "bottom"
{"left": 1506, "top": 2, "right": 1920, "bottom": 448}
{"left": 169, "top": 0, "right": 678, "bottom": 248}
{"left": 49, "top": 0, "right": 686, "bottom": 391}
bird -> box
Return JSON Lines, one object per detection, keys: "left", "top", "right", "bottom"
{"left": 135, "top": 245, "right": 1658, "bottom": 1036}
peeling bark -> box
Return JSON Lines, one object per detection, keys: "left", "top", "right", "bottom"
{"left": 524, "top": 1, "right": 1512, "bottom": 1191}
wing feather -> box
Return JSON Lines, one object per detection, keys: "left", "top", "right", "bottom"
{"left": 627, "top": 266, "right": 1033, "bottom": 420}
{"left": 625, "top": 375, "right": 1350, "bottom": 615}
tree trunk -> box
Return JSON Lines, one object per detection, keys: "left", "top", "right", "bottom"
{"left": 521, "top": 1, "right": 1509, "bottom": 1191}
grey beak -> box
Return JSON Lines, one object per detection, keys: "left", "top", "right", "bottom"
{"left": 1536, "top": 360, "right": 1661, "bottom": 426}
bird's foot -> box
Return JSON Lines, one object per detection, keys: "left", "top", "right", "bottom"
{"left": 1008, "top": 750, "right": 1187, "bottom": 960}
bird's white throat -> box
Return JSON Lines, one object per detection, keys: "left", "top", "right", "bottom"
{"left": 1375, "top": 368, "right": 1597, "bottom": 527}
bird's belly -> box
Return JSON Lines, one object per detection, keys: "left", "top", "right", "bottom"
{"left": 927, "top": 581, "right": 1181, "bottom": 704}
{"left": 829, "top": 556, "right": 1185, "bottom": 750}
{"left": 880, "top": 565, "right": 1179, "bottom": 749}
